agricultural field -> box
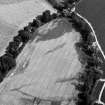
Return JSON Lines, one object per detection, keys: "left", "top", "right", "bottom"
{"left": 0, "top": 0, "right": 104, "bottom": 105}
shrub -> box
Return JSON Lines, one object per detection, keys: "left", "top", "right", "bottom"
{"left": 18, "top": 29, "right": 31, "bottom": 43}
{"left": 51, "top": 13, "right": 58, "bottom": 19}
{"left": 5, "top": 41, "right": 20, "bottom": 58}
{"left": 31, "top": 19, "right": 41, "bottom": 27}
{"left": 36, "top": 15, "right": 43, "bottom": 22}
{"left": 0, "top": 62, "right": 4, "bottom": 82}
{"left": 5, "top": 46, "right": 18, "bottom": 58}
{"left": 24, "top": 25, "right": 34, "bottom": 33}
{"left": 8, "top": 41, "right": 19, "bottom": 49}
{"left": 0, "top": 54, "right": 16, "bottom": 74}
{"left": 13, "top": 35, "right": 22, "bottom": 43}
{"left": 41, "top": 10, "right": 51, "bottom": 23}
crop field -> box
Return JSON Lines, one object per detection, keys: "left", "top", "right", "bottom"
{"left": 0, "top": 0, "right": 104, "bottom": 105}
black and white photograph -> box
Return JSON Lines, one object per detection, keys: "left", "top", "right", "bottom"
{"left": 0, "top": 0, "right": 105, "bottom": 105}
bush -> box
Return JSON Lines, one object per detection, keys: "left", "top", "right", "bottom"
{"left": 24, "top": 25, "right": 34, "bottom": 33}
{"left": 0, "top": 54, "right": 16, "bottom": 74}
{"left": 0, "top": 54, "right": 16, "bottom": 82}
{"left": 68, "top": 0, "right": 80, "bottom": 4}
{"left": 8, "top": 41, "right": 19, "bottom": 50}
{"left": 13, "top": 35, "right": 22, "bottom": 43}
{"left": 41, "top": 10, "right": 51, "bottom": 23}
{"left": 5, "top": 47, "right": 18, "bottom": 58}
{"left": 18, "top": 29, "right": 31, "bottom": 43}
{"left": 51, "top": 13, "right": 58, "bottom": 19}
{"left": 5, "top": 41, "right": 20, "bottom": 58}
{"left": 31, "top": 19, "right": 41, "bottom": 28}
{"left": 36, "top": 15, "right": 43, "bottom": 22}
{"left": 0, "top": 62, "right": 4, "bottom": 82}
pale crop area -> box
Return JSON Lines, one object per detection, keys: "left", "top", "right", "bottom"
{"left": 0, "top": 0, "right": 55, "bottom": 27}
{"left": 0, "top": 18, "right": 82, "bottom": 105}
{"left": 0, "top": 0, "right": 55, "bottom": 55}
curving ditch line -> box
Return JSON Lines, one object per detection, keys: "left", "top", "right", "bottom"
{"left": 0, "top": 0, "right": 105, "bottom": 105}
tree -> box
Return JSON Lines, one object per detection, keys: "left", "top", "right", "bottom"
{"left": 5, "top": 47, "right": 18, "bottom": 59}
{"left": 0, "top": 54, "right": 16, "bottom": 75}
{"left": 13, "top": 35, "right": 22, "bottom": 43}
{"left": 31, "top": 19, "right": 41, "bottom": 28}
{"left": 51, "top": 13, "right": 58, "bottom": 19}
{"left": 0, "top": 61, "right": 4, "bottom": 82}
{"left": 36, "top": 15, "right": 43, "bottom": 23}
{"left": 24, "top": 25, "right": 34, "bottom": 33}
{"left": 8, "top": 41, "right": 19, "bottom": 50}
{"left": 18, "top": 29, "right": 31, "bottom": 43}
{"left": 41, "top": 10, "right": 51, "bottom": 23}
{"left": 5, "top": 41, "right": 20, "bottom": 58}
